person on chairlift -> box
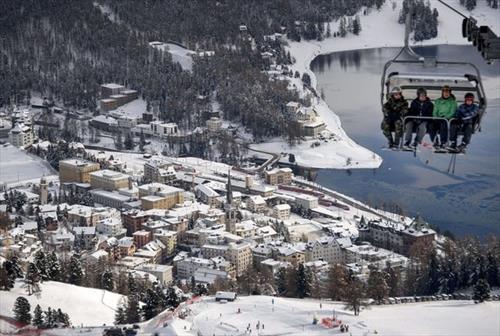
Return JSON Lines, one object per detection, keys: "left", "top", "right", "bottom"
{"left": 447, "top": 92, "right": 478, "bottom": 153}
{"left": 403, "top": 87, "right": 434, "bottom": 150}
{"left": 430, "top": 85, "right": 457, "bottom": 149}
{"left": 382, "top": 86, "right": 408, "bottom": 149}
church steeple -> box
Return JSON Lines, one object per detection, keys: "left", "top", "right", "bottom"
{"left": 226, "top": 169, "right": 233, "bottom": 205}
{"left": 225, "top": 169, "right": 237, "bottom": 234}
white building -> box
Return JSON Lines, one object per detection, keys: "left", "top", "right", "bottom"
{"left": 9, "top": 123, "right": 33, "bottom": 147}
{"left": 195, "top": 184, "right": 220, "bottom": 207}
{"left": 235, "top": 220, "right": 257, "bottom": 238}
{"left": 305, "top": 237, "right": 350, "bottom": 265}
{"left": 175, "top": 256, "right": 214, "bottom": 279}
{"left": 294, "top": 194, "right": 319, "bottom": 210}
{"left": 273, "top": 204, "right": 291, "bottom": 220}
{"left": 96, "top": 217, "right": 124, "bottom": 237}
{"left": 247, "top": 195, "right": 266, "bottom": 212}
{"left": 150, "top": 121, "right": 178, "bottom": 137}
{"left": 136, "top": 264, "right": 173, "bottom": 285}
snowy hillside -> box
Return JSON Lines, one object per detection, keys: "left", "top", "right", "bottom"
{"left": 258, "top": 0, "right": 499, "bottom": 169}
{"left": 155, "top": 295, "right": 500, "bottom": 336}
{"left": 0, "top": 281, "right": 124, "bottom": 327}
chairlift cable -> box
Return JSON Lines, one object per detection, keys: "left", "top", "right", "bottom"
{"left": 437, "top": 0, "right": 468, "bottom": 19}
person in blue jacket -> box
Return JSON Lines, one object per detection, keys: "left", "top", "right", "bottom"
{"left": 447, "top": 92, "right": 479, "bottom": 152}
{"left": 403, "top": 88, "right": 434, "bottom": 150}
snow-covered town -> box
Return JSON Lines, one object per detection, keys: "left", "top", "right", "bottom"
{"left": 1, "top": 0, "right": 500, "bottom": 336}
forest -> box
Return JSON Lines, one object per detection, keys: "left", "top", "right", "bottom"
{"left": 0, "top": 0, "right": 385, "bottom": 140}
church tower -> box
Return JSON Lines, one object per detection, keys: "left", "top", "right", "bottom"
{"left": 224, "top": 169, "right": 237, "bottom": 234}
{"left": 40, "top": 176, "right": 48, "bottom": 205}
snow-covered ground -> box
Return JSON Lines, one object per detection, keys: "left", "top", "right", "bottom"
{"left": 156, "top": 295, "right": 500, "bottom": 336}
{"left": 108, "top": 98, "right": 147, "bottom": 119}
{"left": 149, "top": 41, "right": 196, "bottom": 71}
{"left": 0, "top": 144, "right": 57, "bottom": 185}
{"left": 0, "top": 281, "right": 124, "bottom": 327}
{"left": 86, "top": 149, "right": 250, "bottom": 180}
{"left": 254, "top": 0, "right": 499, "bottom": 169}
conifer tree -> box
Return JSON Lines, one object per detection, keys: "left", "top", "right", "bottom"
{"left": 327, "top": 264, "right": 348, "bottom": 300}
{"left": 296, "top": 263, "right": 309, "bottom": 298}
{"left": 344, "top": 276, "right": 366, "bottom": 316}
{"left": 115, "top": 304, "right": 127, "bottom": 325}
{"left": 67, "top": 256, "right": 83, "bottom": 285}
{"left": 367, "top": 268, "right": 389, "bottom": 304}
{"left": 102, "top": 269, "right": 114, "bottom": 291}
{"left": 13, "top": 297, "right": 31, "bottom": 324}
{"left": 473, "top": 279, "right": 490, "bottom": 303}
{"left": 24, "top": 262, "right": 41, "bottom": 295}
{"left": 33, "top": 304, "right": 44, "bottom": 328}
{"left": 125, "top": 294, "right": 141, "bottom": 323}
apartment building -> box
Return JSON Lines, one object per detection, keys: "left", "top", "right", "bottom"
{"left": 9, "top": 123, "right": 33, "bottom": 147}
{"left": 59, "top": 159, "right": 100, "bottom": 183}
{"left": 139, "top": 183, "right": 184, "bottom": 210}
{"left": 273, "top": 203, "right": 291, "bottom": 220}
{"left": 89, "top": 170, "right": 129, "bottom": 191}
{"left": 265, "top": 167, "right": 293, "bottom": 185}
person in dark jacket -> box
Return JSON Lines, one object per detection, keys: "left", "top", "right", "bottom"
{"left": 448, "top": 92, "right": 479, "bottom": 152}
{"left": 403, "top": 88, "right": 434, "bottom": 150}
{"left": 382, "top": 86, "right": 408, "bottom": 148}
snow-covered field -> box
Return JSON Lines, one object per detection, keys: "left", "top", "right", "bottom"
{"left": 0, "top": 145, "right": 56, "bottom": 185}
{"left": 0, "top": 281, "right": 124, "bottom": 327}
{"left": 108, "top": 98, "right": 147, "bottom": 119}
{"left": 150, "top": 41, "right": 196, "bottom": 71}
{"left": 256, "top": 0, "right": 499, "bottom": 169}
{"left": 158, "top": 295, "right": 500, "bottom": 336}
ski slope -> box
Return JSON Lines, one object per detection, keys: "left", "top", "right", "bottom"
{"left": 158, "top": 295, "right": 500, "bottom": 336}
{"left": 0, "top": 281, "right": 124, "bottom": 327}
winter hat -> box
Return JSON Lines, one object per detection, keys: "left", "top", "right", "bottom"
{"left": 391, "top": 87, "right": 402, "bottom": 95}
{"left": 464, "top": 92, "right": 475, "bottom": 101}
{"left": 441, "top": 85, "right": 451, "bottom": 92}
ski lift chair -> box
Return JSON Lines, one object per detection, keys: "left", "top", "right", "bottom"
{"left": 379, "top": 9, "right": 487, "bottom": 154}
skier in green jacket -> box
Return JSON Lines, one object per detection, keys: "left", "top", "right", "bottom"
{"left": 430, "top": 85, "right": 457, "bottom": 148}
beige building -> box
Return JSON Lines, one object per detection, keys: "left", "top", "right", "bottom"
{"left": 265, "top": 168, "right": 293, "bottom": 185}
{"left": 143, "top": 160, "right": 177, "bottom": 184}
{"left": 89, "top": 170, "right": 129, "bottom": 191}
{"left": 153, "top": 229, "right": 177, "bottom": 257}
{"left": 276, "top": 245, "right": 305, "bottom": 266}
{"left": 206, "top": 117, "right": 222, "bottom": 132}
{"left": 59, "top": 159, "right": 100, "bottom": 183}
{"left": 273, "top": 203, "right": 291, "bottom": 220}
{"left": 201, "top": 242, "right": 252, "bottom": 277}
{"left": 9, "top": 123, "right": 33, "bottom": 148}
{"left": 247, "top": 195, "right": 266, "bottom": 212}
{"left": 139, "top": 183, "right": 184, "bottom": 210}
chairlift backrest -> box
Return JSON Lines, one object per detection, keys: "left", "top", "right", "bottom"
{"left": 386, "top": 73, "right": 483, "bottom": 105}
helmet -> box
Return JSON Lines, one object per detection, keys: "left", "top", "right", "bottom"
{"left": 391, "top": 87, "right": 402, "bottom": 95}
{"left": 464, "top": 92, "right": 475, "bottom": 100}
{"left": 416, "top": 88, "right": 427, "bottom": 96}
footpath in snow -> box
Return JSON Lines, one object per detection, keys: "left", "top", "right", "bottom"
{"left": 252, "top": 0, "right": 499, "bottom": 170}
